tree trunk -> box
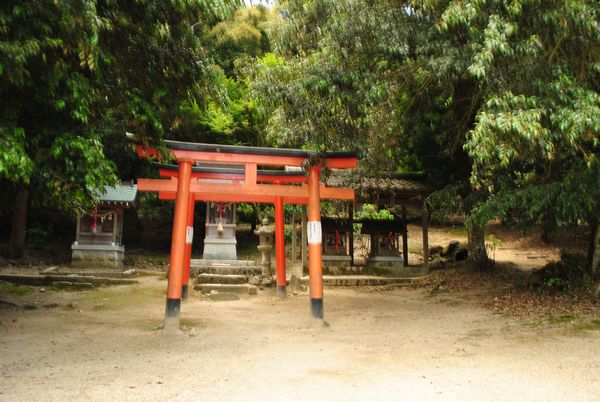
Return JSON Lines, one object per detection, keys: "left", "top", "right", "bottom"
{"left": 8, "top": 183, "right": 29, "bottom": 259}
{"left": 466, "top": 222, "right": 490, "bottom": 270}
{"left": 589, "top": 219, "right": 600, "bottom": 279}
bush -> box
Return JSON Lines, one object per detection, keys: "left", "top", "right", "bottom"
{"left": 529, "top": 249, "right": 590, "bottom": 292}
{"left": 353, "top": 204, "right": 394, "bottom": 236}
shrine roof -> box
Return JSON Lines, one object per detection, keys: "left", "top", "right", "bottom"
{"left": 326, "top": 170, "right": 429, "bottom": 204}
{"left": 98, "top": 182, "right": 137, "bottom": 203}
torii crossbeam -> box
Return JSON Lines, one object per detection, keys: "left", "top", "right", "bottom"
{"left": 128, "top": 134, "right": 357, "bottom": 329}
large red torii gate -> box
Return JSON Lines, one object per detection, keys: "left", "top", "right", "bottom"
{"left": 128, "top": 134, "right": 357, "bottom": 329}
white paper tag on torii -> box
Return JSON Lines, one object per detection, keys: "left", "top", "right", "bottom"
{"left": 185, "top": 226, "right": 194, "bottom": 244}
{"left": 307, "top": 221, "right": 322, "bottom": 244}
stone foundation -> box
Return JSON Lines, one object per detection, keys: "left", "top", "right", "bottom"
{"left": 365, "top": 256, "right": 428, "bottom": 277}
{"left": 71, "top": 244, "right": 124, "bottom": 269}
{"left": 202, "top": 238, "right": 237, "bottom": 260}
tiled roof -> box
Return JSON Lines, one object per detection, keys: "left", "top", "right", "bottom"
{"left": 326, "top": 171, "right": 429, "bottom": 194}
{"left": 326, "top": 169, "right": 429, "bottom": 205}
{"left": 98, "top": 183, "right": 137, "bottom": 203}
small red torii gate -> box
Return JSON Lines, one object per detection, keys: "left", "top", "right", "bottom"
{"left": 128, "top": 134, "right": 357, "bottom": 330}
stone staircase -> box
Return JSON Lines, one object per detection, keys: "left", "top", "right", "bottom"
{"left": 190, "top": 259, "right": 265, "bottom": 296}
{"left": 189, "top": 259, "right": 429, "bottom": 298}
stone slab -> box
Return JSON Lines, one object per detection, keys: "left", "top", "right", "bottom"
{"left": 192, "top": 283, "right": 258, "bottom": 295}
{"left": 0, "top": 274, "right": 138, "bottom": 287}
{"left": 208, "top": 292, "right": 240, "bottom": 301}
{"left": 322, "top": 255, "right": 352, "bottom": 261}
{"left": 190, "top": 259, "right": 255, "bottom": 266}
{"left": 190, "top": 265, "right": 262, "bottom": 277}
{"left": 195, "top": 273, "right": 248, "bottom": 284}
{"left": 300, "top": 275, "right": 424, "bottom": 287}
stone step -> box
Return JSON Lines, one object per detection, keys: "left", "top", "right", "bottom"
{"left": 0, "top": 274, "right": 138, "bottom": 287}
{"left": 48, "top": 269, "right": 138, "bottom": 278}
{"left": 192, "top": 283, "right": 258, "bottom": 295}
{"left": 195, "top": 273, "right": 248, "bottom": 285}
{"left": 300, "top": 275, "right": 423, "bottom": 287}
{"left": 190, "top": 265, "right": 263, "bottom": 277}
{"left": 190, "top": 259, "right": 256, "bottom": 267}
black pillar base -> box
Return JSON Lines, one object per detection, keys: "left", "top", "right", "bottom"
{"left": 311, "top": 298, "right": 323, "bottom": 319}
{"left": 277, "top": 285, "right": 287, "bottom": 300}
{"left": 166, "top": 298, "right": 181, "bottom": 317}
{"left": 181, "top": 284, "right": 189, "bottom": 301}
{"left": 164, "top": 298, "right": 181, "bottom": 331}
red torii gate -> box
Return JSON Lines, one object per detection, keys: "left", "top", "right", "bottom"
{"left": 128, "top": 135, "right": 357, "bottom": 329}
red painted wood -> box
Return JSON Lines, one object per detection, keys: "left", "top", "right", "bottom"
{"left": 275, "top": 196, "right": 286, "bottom": 289}
{"left": 308, "top": 166, "right": 323, "bottom": 300}
{"left": 182, "top": 192, "right": 194, "bottom": 297}
{"left": 167, "top": 160, "right": 192, "bottom": 302}
{"left": 139, "top": 179, "right": 354, "bottom": 202}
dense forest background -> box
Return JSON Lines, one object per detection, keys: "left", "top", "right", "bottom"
{"left": 1, "top": 0, "right": 598, "bottom": 276}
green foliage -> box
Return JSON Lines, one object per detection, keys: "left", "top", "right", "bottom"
{"left": 0, "top": 127, "right": 33, "bottom": 183}
{"left": 432, "top": 0, "right": 600, "bottom": 238}
{"left": 532, "top": 249, "right": 590, "bottom": 292}
{"left": 320, "top": 201, "right": 348, "bottom": 219}
{"left": 427, "top": 186, "right": 464, "bottom": 224}
{"left": 247, "top": 0, "right": 599, "bottom": 272}
{"left": 355, "top": 204, "right": 394, "bottom": 221}
{"left": 236, "top": 203, "right": 255, "bottom": 223}
{"left": 0, "top": 0, "right": 254, "bottom": 257}
{"left": 0, "top": 0, "right": 118, "bottom": 215}
{"left": 26, "top": 227, "right": 50, "bottom": 246}
{"left": 246, "top": 0, "right": 479, "bottom": 180}
{"left": 0, "top": 282, "right": 31, "bottom": 296}
{"left": 209, "top": 5, "right": 272, "bottom": 73}
{"left": 542, "top": 277, "right": 571, "bottom": 292}
{"left": 485, "top": 234, "right": 502, "bottom": 264}
{"left": 353, "top": 204, "right": 394, "bottom": 236}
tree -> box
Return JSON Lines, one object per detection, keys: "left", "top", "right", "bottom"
{"left": 0, "top": 0, "right": 244, "bottom": 258}
{"left": 246, "top": 0, "right": 492, "bottom": 266}
{"left": 209, "top": 5, "right": 273, "bottom": 74}
{"left": 0, "top": 1, "right": 118, "bottom": 258}
{"left": 424, "top": 0, "right": 600, "bottom": 276}
{"left": 249, "top": 0, "right": 599, "bottom": 272}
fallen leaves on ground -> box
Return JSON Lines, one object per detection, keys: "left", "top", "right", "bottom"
{"left": 413, "top": 264, "right": 600, "bottom": 317}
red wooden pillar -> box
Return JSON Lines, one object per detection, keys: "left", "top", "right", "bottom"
{"left": 307, "top": 165, "right": 324, "bottom": 321}
{"left": 165, "top": 159, "right": 192, "bottom": 330}
{"left": 182, "top": 192, "right": 195, "bottom": 300}
{"left": 275, "top": 196, "right": 287, "bottom": 299}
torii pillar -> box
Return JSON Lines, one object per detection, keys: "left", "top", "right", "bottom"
{"left": 182, "top": 192, "right": 195, "bottom": 300}
{"left": 307, "top": 165, "right": 324, "bottom": 324}
{"left": 275, "top": 196, "right": 287, "bottom": 299}
{"left": 164, "top": 159, "right": 192, "bottom": 330}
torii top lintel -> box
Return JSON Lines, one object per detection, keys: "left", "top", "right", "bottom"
{"left": 130, "top": 135, "right": 357, "bottom": 169}
{"left": 128, "top": 134, "right": 358, "bottom": 204}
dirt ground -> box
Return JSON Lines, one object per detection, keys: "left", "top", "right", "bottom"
{"left": 1, "top": 225, "right": 599, "bottom": 401}
{"left": 1, "top": 275, "right": 599, "bottom": 401}
{"left": 406, "top": 222, "right": 566, "bottom": 270}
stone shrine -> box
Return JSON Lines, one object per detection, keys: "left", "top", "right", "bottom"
{"left": 71, "top": 183, "right": 137, "bottom": 269}
{"left": 202, "top": 201, "right": 237, "bottom": 260}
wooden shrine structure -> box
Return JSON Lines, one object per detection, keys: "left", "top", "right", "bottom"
{"left": 128, "top": 134, "right": 357, "bottom": 329}
{"left": 71, "top": 183, "right": 137, "bottom": 269}
{"left": 325, "top": 172, "right": 430, "bottom": 272}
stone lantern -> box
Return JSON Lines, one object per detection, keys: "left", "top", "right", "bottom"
{"left": 254, "top": 218, "right": 274, "bottom": 278}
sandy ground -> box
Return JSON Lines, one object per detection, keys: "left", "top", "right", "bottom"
{"left": 1, "top": 275, "right": 599, "bottom": 402}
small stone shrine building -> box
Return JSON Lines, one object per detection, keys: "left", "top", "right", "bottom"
{"left": 203, "top": 201, "right": 237, "bottom": 260}
{"left": 71, "top": 182, "right": 137, "bottom": 269}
